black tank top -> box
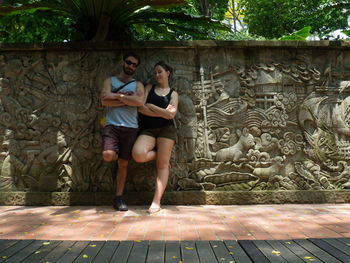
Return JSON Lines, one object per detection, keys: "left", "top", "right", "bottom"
{"left": 140, "top": 85, "right": 174, "bottom": 129}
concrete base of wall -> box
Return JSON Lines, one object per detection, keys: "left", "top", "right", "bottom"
{"left": 0, "top": 190, "right": 349, "bottom": 206}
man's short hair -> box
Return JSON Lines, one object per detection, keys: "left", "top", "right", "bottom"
{"left": 123, "top": 52, "right": 141, "bottom": 66}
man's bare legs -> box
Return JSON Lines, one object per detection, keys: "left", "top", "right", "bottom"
{"left": 116, "top": 158, "right": 129, "bottom": 196}
{"left": 102, "top": 150, "right": 129, "bottom": 210}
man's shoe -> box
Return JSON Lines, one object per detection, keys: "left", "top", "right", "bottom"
{"left": 113, "top": 196, "right": 128, "bottom": 211}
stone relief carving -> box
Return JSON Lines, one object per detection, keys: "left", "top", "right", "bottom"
{"left": 1, "top": 49, "right": 350, "bottom": 194}
{"left": 175, "top": 59, "right": 350, "bottom": 192}
{"left": 0, "top": 54, "right": 113, "bottom": 192}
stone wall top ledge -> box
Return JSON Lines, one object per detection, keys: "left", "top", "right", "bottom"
{"left": 0, "top": 40, "right": 349, "bottom": 51}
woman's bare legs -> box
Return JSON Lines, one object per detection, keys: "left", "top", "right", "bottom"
{"left": 149, "top": 137, "right": 175, "bottom": 213}
{"left": 132, "top": 135, "right": 156, "bottom": 163}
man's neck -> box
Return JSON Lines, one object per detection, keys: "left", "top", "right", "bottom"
{"left": 117, "top": 72, "right": 133, "bottom": 83}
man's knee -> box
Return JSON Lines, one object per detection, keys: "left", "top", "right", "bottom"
{"left": 102, "top": 151, "right": 117, "bottom": 162}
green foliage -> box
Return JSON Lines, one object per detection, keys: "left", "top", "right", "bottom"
{"left": 0, "top": 12, "right": 74, "bottom": 43}
{"left": 240, "top": 0, "right": 350, "bottom": 39}
{"left": 0, "top": 0, "right": 231, "bottom": 42}
{"left": 343, "top": 30, "right": 350, "bottom": 37}
{"left": 279, "top": 26, "right": 311, "bottom": 40}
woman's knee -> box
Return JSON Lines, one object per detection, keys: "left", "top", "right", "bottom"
{"left": 132, "top": 148, "right": 148, "bottom": 163}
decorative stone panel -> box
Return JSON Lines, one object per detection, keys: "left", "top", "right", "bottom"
{"left": 0, "top": 41, "right": 350, "bottom": 205}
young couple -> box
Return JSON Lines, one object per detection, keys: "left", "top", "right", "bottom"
{"left": 100, "top": 52, "right": 178, "bottom": 214}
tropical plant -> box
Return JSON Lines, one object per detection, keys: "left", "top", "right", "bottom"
{"left": 240, "top": 0, "right": 350, "bottom": 39}
{"left": 0, "top": 0, "right": 231, "bottom": 42}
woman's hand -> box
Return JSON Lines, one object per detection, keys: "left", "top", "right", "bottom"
{"left": 166, "top": 104, "right": 176, "bottom": 113}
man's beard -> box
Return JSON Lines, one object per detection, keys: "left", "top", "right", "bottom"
{"left": 123, "top": 66, "right": 134, "bottom": 76}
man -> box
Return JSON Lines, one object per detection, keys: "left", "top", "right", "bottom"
{"left": 100, "top": 52, "right": 144, "bottom": 211}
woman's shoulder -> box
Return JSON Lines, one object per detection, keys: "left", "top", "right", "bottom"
{"left": 170, "top": 88, "right": 178, "bottom": 96}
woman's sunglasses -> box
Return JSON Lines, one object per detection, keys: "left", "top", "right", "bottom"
{"left": 124, "top": 60, "right": 138, "bottom": 67}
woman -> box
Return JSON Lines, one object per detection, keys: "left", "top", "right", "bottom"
{"left": 132, "top": 61, "right": 178, "bottom": 213}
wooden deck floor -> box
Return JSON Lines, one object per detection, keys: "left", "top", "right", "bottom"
{"left": 1, "top": 238, "right": 350, "bottom": 262}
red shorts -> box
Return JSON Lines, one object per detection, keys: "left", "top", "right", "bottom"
{"left": 102, "top": 125, "right": 139, "bottom": 160}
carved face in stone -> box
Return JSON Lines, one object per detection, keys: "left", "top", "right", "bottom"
{"left": 57, "top": 132, "right": 67, "bottom": 148}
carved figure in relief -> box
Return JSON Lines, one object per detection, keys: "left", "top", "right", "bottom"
{"left": 0, "top": 137, "right": 36, "bottom": 191}
{"left": 252, "top": 156, "right": 284, "bottom": 181}
{"left": 174, "top": 77, "right": 197, "bottom": 162}
{"left": 215, "top": 128, "right": 255, "bottom": 162}
{"left": 22, "top": 131, "right": 69, "bottom": 190}
{"left": 100, "top": 52, "right": 144, "bottom": 211}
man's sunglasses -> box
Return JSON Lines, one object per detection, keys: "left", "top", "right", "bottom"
{"left": 124, "top": 59, "right": 138, "bottom": 67}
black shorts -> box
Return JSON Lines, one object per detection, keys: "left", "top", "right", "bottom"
{"left": 102, "top": 125, "right": 139, "bottom": 160}
{"left": 139, "top": 125, "right": 177, "bottom": 141}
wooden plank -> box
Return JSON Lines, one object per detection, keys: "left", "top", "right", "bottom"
{"left": 39, "top": 241, "right": 76, "bottom": 263}
{"left": 253, "top": 240, "right": 288, "bottom": 263}
{"left": 323, "top": 238, "right": 350, "bottom": 256}
{"left": 266, "top": 240, "right": 304, "bottom": 263}
{"left": 332, "top": 238, "right": 350, "bottom": 249}
{"left": 308, "top": 238, "right": 350, "bottom": 263}
{"left": 55, "top": 241, "right": 90, "bottom": 263}
{"left": 195, "top": 241, "right": 217, "bottom": 263}
{"left": 146, "top": 241, "right": 165, "bottom": 263}
{"left": 110, "top": 241, "right": 133, "bottom": 263}
{"left": 181, "top": 241, "right": 199, "bottom": 263}
{"left": 93, "top": 241, "right": 120, "bottom": 263}
{"left": 0, "top": 240, "right": 34, "bottom": 262}
{"left": 238, "top": 240, "right": 269, "bottom": 263}
{"left": 165, "top": 241, "right": 181, "bottom": 263}
{"left": 295, "top": 239, "right": 342, "bottom": 263}
{"left": 74, "top": 241, "right": 105, "bottom": 263}
{"left": 22, "top": 240, "right": 61, "bottom": 263}
{"left": 127, "top": 240, "right": 149, "bottom": 263}
{"left": 280, "top": 240, "right": 323, "bottom": 263}
{"left": 224, "top": 240, "right": 253, "bottom": 263}
{"left": 210, "top": 240, "right": 235, "bottom": 262}
{"left": 336, "top": 237, "right": 350, "bottom": 245}
{"left": 5, "top": 240, "right": 52, "bottom": 263}
{"left": 0, "top": 240, "right": 19, "bottom": 254}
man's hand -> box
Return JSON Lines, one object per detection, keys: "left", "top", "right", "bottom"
{"left": 101, "top": 92, "right": 119, "bottom": 101}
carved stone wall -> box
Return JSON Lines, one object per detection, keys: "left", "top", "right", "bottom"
{"left": 1, "top": 41, "right": 350, "bottom": 205}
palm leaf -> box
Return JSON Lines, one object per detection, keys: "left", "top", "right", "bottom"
{"left": 0, "top": 0, "right": 231, "bottom": 41}
{"left": 128, "top": 10, "right": 230, "bottom": 31}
